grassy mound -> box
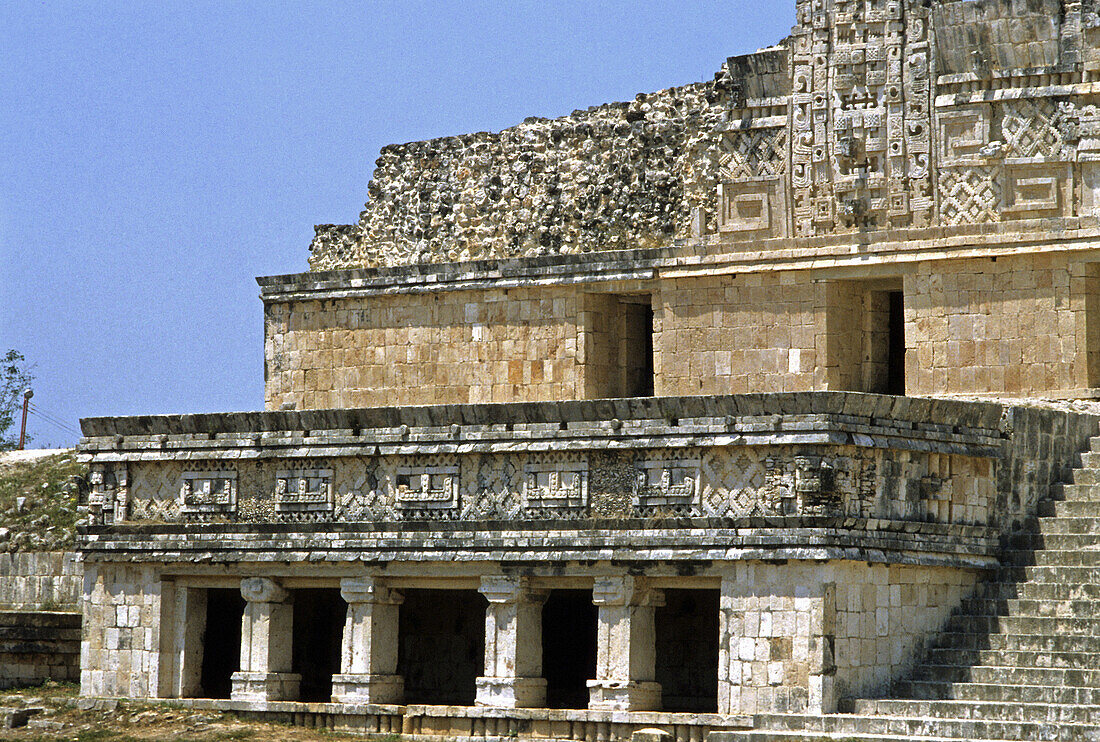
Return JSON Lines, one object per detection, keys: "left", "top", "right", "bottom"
{"left": 0, "top": 452, "right": 85, "bottom": 552}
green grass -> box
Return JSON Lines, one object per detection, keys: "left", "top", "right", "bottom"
{"left": 0, "top": 452, "right": 85, "bottom": 552}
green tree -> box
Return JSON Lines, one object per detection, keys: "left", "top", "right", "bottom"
{"left": 0, "top": 350, "right": 35, "bottom": 450}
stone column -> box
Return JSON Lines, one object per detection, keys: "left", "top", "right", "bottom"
{"left": 169, "top": 585, "right": 206, "bottom": 698}
{"left": 587, "top": 576, "right": 664, "bottom": 711}
{"left": 475, "top": 575, "right": 549, "bottom": 708}
{"left": 230, "top": 577, "right": 300, "bottom": 701}
{"left": 331, "top": 576, "right": 405, "bottom": 704}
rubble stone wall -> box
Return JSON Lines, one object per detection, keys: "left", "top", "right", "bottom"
{"left": 309, "top": 80, "right": 727, "bottom": 270}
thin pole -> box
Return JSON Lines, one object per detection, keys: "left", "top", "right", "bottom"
{"left": 17, "top": 388, "right": 32, "bottom": 450}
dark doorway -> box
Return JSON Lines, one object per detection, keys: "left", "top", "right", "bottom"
{"left": 199, "top": 588, "right": 245, "bottom": 699}
{"left": 542, "top": 589, "right": 598, "bottom": 709}
{"left": 886, "top": 290, "right": 906, "bottom": 395}
{"left": 399, "top": 589, "right": 485, "bottom": 705}
{"left": 622, "top": 297, "right": 655, "bottom": 398}
{"left": 292, "top": 588, "right": 345, "bottom": 702}
{"left": 655, "top": 589, "right": 719, "bottom": 712}
{"left": 584, "top": 293, "right": 655, "bottom": 399}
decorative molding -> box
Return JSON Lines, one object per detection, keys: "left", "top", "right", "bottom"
{"left": 179, "top": 470, "right": 237, "bottom": 517}
{"left": 523, "top": 460, "right": 588, "bottom": 511}
{"left": 275, "top": 467, "right": 334, "bottom": 515}
{"left": 394, "top": 465, "right": 459, "bottom": 509}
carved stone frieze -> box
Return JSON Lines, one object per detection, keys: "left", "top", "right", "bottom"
{"left": 179, "top": 469, "right": 237, "bottom": 518}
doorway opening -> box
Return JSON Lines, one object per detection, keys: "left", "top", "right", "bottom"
{"left": 292, "top": 588, "right": 345, "bottom": 702}
{"left": 655, "top": 589, "right": 719, "bottom": 712}
{"left": 399, "top": 589, "right": 485, "bottom": 705}
{"left": 584, "top": 293, "right": 654, "bottom": 398}
{"left": 886, "top": 290, "right": 905, "bottom": 395}
{"left": 198, "top": 588, "right": 245, "bottom": 699}
{"left": 851, "top": 281, "right": 906, "bottom": 395}
{"left": 542, "top": 589, "right": 598, "bottom": 709}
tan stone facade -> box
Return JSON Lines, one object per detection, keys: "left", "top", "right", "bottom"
{"left": 74, "top": 0, "right": 1100, "bottom": 738}
{"left": 265, "top": 250, "right": 1100, "bottom": 408}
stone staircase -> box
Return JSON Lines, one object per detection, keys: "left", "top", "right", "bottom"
{"left": 718, "top": 436, "right": 1100, "bottom": 741}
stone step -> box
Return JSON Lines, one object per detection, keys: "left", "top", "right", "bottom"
{"left": 896, "top": 679, "right": 1100, "bottom": 705}
{"left": 845, "top": 698, "right": 1100, "bottom": 724}
{"left": 1048, "top": 482, "right": 1100, "bottom": 501}
{"left": 999, "top": 565, "right": 1100, "bottom": 583}
{"left": 747, "top": 713, "right": 1099, "bottom": 741}
{"left": 1078, "top": 450, "right": 1100, "bottom": 467}
{"left": 976, "top": 581, "right": 1100, "bottom": 601}
{"left": 1038, "top": 499, "right": 1100, "bottom": 517}
{"left": 926, "top": 646, "right": 1100, "bottom": 669}
{"left": 713, "top": 733, "right": 1021, "bottom": 742}
{"left": 912, "top": 663, "right": 1100, "bottom": 686}
{"left": 934, "top": 631, "right": 1100, "bottom": 654}
{"left": 945, "top": 613, "right": 1100, "bottom": 635}
{"left": 1012, "top": 516, "right": 1100, "bottom": 535}
{"left": 1007, "top": 535, "right": 1100, "bottom": 552}
{"left": 1072, "top": 468, "right": 1100, "bottom": 485}
{"left": 1001, "top": 548, "right": 1100, "bottom": 567}
{"left": 959, "top": 597, "right": 1100, "bottom": 618}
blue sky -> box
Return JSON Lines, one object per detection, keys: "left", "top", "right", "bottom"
{"left": 1, "top": 2, "right": 794, "bottom": 447}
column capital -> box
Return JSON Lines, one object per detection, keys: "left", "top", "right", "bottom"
{"left": 479, "top": 575, "right": 548, "bottom": 604}
{"left": 592, "top": 576, "right": 664, "bottom": 607}
{"left": 240, "top": 577, "right": 289, "bottom": 604}
{"left": 340, "top": 576, "right": 404, "bottom": 605}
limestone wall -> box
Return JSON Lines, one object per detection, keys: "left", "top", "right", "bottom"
{"left": 654, "top": 274, "right": 820, "bottom": 396}
{"left": 264, "top": 286, "right": 584, "bottom": 410}
{"left": 933, "top": 0, "right": 1068, "bottom": 76}
{"left": 0, "top": 551, "right": 82, "bottom": 610}
{"left": 904, "top": 254, "right": 1099, "bottom": 396}
{"left": 719, "top": 560, "right": 981, "bottom": 715}
{"left": 80, "top": 562, "right": 166, "bottom": 698}
{"left": 267, "top": 249, "right": 1100, "bottom": 409}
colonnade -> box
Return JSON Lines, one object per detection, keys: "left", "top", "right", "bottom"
{"left": 225, "top": 575, "right": 669, "bottom": 711}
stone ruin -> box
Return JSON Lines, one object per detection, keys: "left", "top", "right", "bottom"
{"left": 75, "top": 1, "right": 1100, "bottom": 740}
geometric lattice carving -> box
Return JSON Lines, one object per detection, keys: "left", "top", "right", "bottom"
{"left": 1000, "top": 98, "right": 1064, "bottom": 159}
{"left": 719, "top": 128, "right": 788, "bottom": 180}
{"left": 461, "top": 454, "right": 523, "bottom": 521}
{"left": 333, "top": 457, "right": 390, "bottom": 522}
{"left": 938, "top": 167, "right": 1002, "bottom": 225}
{"left": 700, "top": 448, "right": 768, "bottom": 517}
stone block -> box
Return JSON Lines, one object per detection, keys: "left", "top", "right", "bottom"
{"left": 230, "top": 671, "right": 301, "bottom": 702}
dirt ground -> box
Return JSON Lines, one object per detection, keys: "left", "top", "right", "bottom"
{"left": 0, "top": 682, "right": 368, "bottom": 742}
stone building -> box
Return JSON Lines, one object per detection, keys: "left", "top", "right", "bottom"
{"left": 77, "top": 1, "right": 1100, "bottom": 739}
